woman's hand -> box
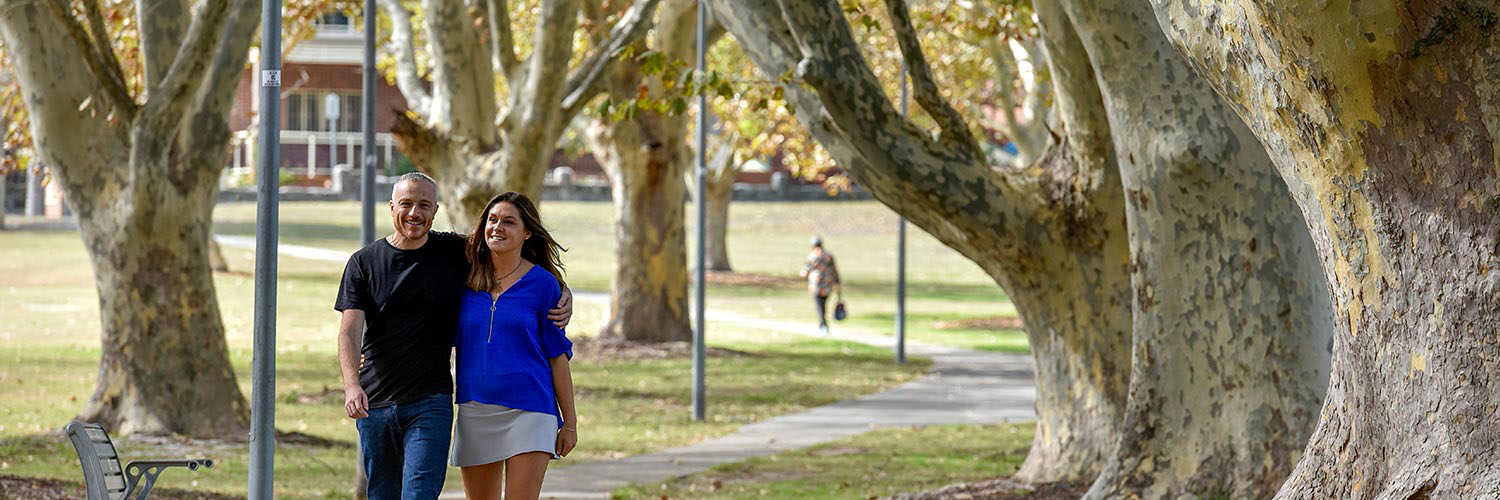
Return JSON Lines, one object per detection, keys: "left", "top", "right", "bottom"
{"left": 556, "top": 426, "right": 577, "bottom": 457}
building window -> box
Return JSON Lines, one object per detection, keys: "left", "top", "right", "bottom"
{"left": 317, "top": 12, "right": 352, "bottom": 32}
{"left": 283, "top": 91, "right": 362, "bottom": 132}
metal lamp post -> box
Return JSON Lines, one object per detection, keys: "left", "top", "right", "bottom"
{"left": 895, "top": 61, "right": 908, "bottom": 364}
{"left": 250, "top": 0, "right": 283, "bottom": 495}
{"left": 691, "top": 0, "right": 709, "bottom": 423}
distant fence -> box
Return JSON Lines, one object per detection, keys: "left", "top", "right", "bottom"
{"left": 217, "top": 168, "right": 873, "bottom": 203}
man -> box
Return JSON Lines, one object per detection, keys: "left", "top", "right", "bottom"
{"left": 799, "top": 235, "right": 841, "bottom": 335}
{"left": 335, "top": 173, "right": 572, "bottom": 499}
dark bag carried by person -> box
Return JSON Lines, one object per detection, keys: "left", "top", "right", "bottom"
{"left": 833, "top": 287, "right": 847, "bottom": 321}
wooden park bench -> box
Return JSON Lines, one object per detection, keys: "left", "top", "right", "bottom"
{"left": 65, "top": 421, "right": 214, "bottom": 500}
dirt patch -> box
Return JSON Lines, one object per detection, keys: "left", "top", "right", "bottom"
{"left": 568, "top": 337, "right": 749, "bottom": 362}
{"left": 276, "top": 431, "right": 352, "bottom": 448}
{"left": 0, "top": 473, "right": 244, "bottom": 500}
{"left": 116, "top": 429, "right": 349, "bottom": 449}
{"left": 932, "top": 316, "right": 1024, "bottom": 331}
{"left": 809, "top": 446, "right": 870, "bottom": 457}
{"left": 887, "top": 478, "right": 1088, "bottom": 500}
{"left": 292, "top": 386, "right": 342, "bottom": 405}
{"left": 703, "top": 271, "right": 803, "bottom": 289}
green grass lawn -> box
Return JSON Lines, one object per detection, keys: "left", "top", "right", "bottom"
{"left": 214, "top": 200, "right": 1027, "bottom": 350}
{"left": 615, "top": 423, "right": 1034, "bottom": 500}
{"left": 1, "top": 200, "right": 1023, "bottom": 498}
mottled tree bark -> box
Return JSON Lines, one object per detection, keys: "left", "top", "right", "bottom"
{"left": 711, "top": 0, "right": 1133, "bottom": 482}
{"left": 0, "top": 0, "right": 258, "bottom": 436}
{"left": 1049, "top": 1, "right": 1334, "bottom": 497}
{"left": 586, "top": 112, "right": 693, "bottom": 341}
{"left": 583, "top": 0, "right": 701, "bottom": 342}
{"left": 1147, "top": 1, "right": 1500, "bottom": 497}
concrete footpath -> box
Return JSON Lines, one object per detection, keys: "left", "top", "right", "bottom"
{"left": 209, "top": 236, "right": 1037, "bottom": 500}
{"left": 451, "top": 294, "right": 1037, "bottom": 500}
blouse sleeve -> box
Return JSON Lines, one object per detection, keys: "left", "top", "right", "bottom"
{"left": 539, "top": 282, "right": 573, "bottom": 360}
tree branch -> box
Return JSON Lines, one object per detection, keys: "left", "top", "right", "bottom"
{"left": 136, "top": 0, "right": 189, "bottom": 89}
{"left": 180, "top": 0, "right": 260, "bottom": 182}
{"left": 707, "top": 130, "right": 739, "bottom": 180}
{"left": 558, "top": 0, "right": 661, "bottom": 120}
{"left": 41, "top": 0, "right": 136, "bottom": 121}
{"left": 503, "top": 0, "right": 579, "bottom": 138}
{"left": 424, "top": 0, "right": 499, "bottom": 144}
{"left": 195, "top": 0, "right": 259, "bottom": 114}
{"left": 378, "top": 0, "right": 433, "bottom": 115}
{"left": 82, "top": 0, "right": 129, "bottom": 97}
{"left": 1033, "top": 0, "right": 1115, "bottom": 188}
{"left": 882, "top": 0, "right": 982, "bottom": 159}
{"left": 486, "top": 0, "right": 518, "bottom": 83}
{"left": 715, "top": 0, "right": 1035, "bottom": 261}
{"left": 579, "top": 0, "right": 604, "bottom": 39}
{"left": 1, "top": 0, "right": 132, "bottom": 216}
{"left": 136, "top": 0, "right": 229, "bottom": 130}
{"left": 986, "top": 40, "right": 1024, "bottom": 146}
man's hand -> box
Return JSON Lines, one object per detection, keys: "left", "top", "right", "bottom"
{"left": 344, "top": 385, "right": 369, "bottom": 419}
{"left": 549, "top": 288, "right": 574, "bottom": 328}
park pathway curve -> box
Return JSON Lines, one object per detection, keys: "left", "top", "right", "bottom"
{"left": 210, "top": 236, "right": 1038, "bottom": 500}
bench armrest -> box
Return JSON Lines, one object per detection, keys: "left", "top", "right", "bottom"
{"left": 123, "top": 459, "right": 214, "bottom": 499}
{"left": 125, "top": 459, "right": 215, "bottom": 472}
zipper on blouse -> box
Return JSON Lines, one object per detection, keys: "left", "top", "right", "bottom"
{"left": 486, "top": 295, "right": 498, "bottom": 343}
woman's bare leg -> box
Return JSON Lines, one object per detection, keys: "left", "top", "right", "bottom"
{"left": 502, "top": 452, "right": 551, "bottom": 500}
{"left": 460, "top": 461, "right": 504, "bottom": 500}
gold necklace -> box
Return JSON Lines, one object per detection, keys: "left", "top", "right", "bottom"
{"left": 494, "top": 259, "right": 524, "bottom": 288}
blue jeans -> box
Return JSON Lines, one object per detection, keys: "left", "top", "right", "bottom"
{"left": 356, "top": 393, "right": 453, "bottom": 500}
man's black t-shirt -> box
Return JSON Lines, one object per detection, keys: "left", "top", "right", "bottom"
{"left": 335, "top": 231, "right": 469, "bottom": 407}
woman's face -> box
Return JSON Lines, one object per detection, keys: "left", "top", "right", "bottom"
{"left": 484, "top": 201, "right": 530, "bottom": 255}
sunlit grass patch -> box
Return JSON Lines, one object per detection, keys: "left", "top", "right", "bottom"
{"left": 615, "top": 422, "right": 1034, "bottom": 500}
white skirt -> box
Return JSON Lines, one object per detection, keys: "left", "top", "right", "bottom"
{"left": 450, "top": 402, "right": 561, "bottom": 467}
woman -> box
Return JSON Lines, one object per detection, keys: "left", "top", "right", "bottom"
{"left": 451, "top": 192, "right": 577, "bottom": 500}
{"left": 799, "top": 235, "right": 841, "bottom": 334}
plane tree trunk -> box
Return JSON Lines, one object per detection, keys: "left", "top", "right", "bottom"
{"left": 1049, "top": 1, "right": 1334, "bottom": 497}
{"left": 0, "top": 0, "right": 260, "bottom": 436}
{"left": 1148, "top": 1, "right": 1500, "bottom": 497}
{"left": 709, "top": 0, "right": 1134, "bottom": 482}
{"left": 583, "top": 0, "right": 702, "bottom": 343}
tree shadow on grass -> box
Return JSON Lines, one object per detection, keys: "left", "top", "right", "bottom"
{"left": 0, "top": 473, "right": 243, "bottom": 500}
{"left": 213, "top": 221, "right": 362, "bottom": 242}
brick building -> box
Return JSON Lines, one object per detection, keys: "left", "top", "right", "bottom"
{"left": 225, "top": 13, "right": 807, "bottom": 191}
{"left": 228, "top": 13, "right": 410, "bottom": 187}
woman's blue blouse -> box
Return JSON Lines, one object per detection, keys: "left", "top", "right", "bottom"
{"left": 454, "top": 265, "right": 572, "bottom": 424}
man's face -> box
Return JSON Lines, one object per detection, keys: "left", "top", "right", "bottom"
{"left": 389, "top": 180, "right": 438, "bottom": 241}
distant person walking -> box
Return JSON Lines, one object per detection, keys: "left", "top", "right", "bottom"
{"left": 800, "top": 236, "right": 842, "bottom": 334}
{"left": 335, "top": 174, "right": 572, "bottom": 500}
{"left": 450, "top": 192, "right": 578, "bottom": 500}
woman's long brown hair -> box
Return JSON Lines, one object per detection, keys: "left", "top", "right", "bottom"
{"left": 465, "top": 192, "right": 568, "bottom": 293}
